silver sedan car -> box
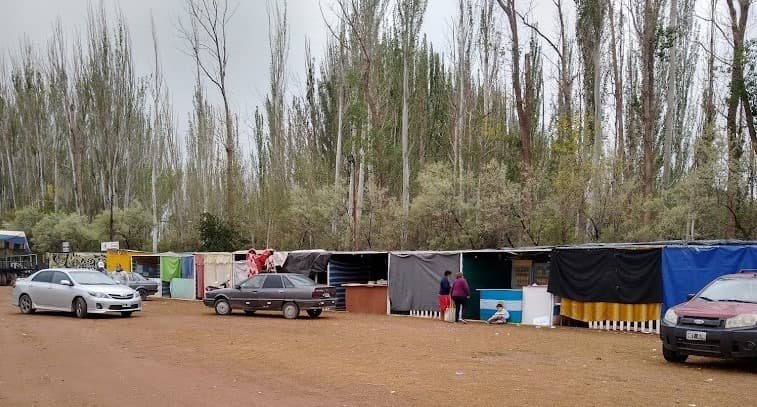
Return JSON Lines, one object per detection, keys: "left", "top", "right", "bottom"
{"left": 11, "top": 268, "right": 142, "bottom": 318}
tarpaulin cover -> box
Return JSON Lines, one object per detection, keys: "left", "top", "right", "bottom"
{"left": 389, "top": 252, "right": 461, "bottom": 312}
{"left": 180, "top": 256, "right": 194, "bottom": 279}
{"left": 198, "top": 252, "right": 233, "bottom": 288}
{"left": 281, "top": 251, "right": 331, "bottom": 280}
{"left": 548, "top": 248, "right": 662, "bottom": 303}
{"left": 662, "top": 245, "right": 757, "bottom": 311}
{"left": 170, "top": 278, "right": 196, "bottom": 300}
{"left": 0, "top": 231, "right": 30, "bottom": 252}
{"left": 233, "top": 261, "right": 249, "bottom": 285}
{"left": 160, "top": 256, "right": 181, "bottom": 282}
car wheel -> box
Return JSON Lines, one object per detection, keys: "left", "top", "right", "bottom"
{"left": 18, "top": 294, "right": 35, "bottom": 314}
{"left": 306, "top": 309, "right": 322, "bottom": 318}
{"left": 214, "top": 298, "right": 232, "bottom": 315}
{"left": 244, "top": 310, "right": 256, "bottom": 315}
{"left": 662, "top": 347, "right": 688, "bottom": 363}
{"left": 121, "top": 311, "right": 133, "bottom": 317}
{"left": 138, "top": 289, "right": 148, "bottom": 301}
{"left": 73, "top": 297, "right": 88, "bottom": 319}
{"left": 282, "top": 302, "right": 299, "bottom": 319}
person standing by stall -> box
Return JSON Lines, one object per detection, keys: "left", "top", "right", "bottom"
{"left": 451, "top": 271, "right": 470, "bottom": 324}
{"left": 111, "top": 264, "right": 126, "bottom": 284}
{"left": 438, "top": 270, "right": 452, "bottom": 320}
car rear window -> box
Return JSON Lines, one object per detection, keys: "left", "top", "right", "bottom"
{"left": 285, "top": 274, "right": 316, "bottom": 287}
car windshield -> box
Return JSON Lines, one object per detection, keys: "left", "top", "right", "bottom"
{"left": 69, "top": 271, "right": 118, "bottom": 285}
{"left": 131, "top": 273, "right": 146, "bottom": 281}
{"left": 285, "top": 274, "right": 316, "bottom": 287}
{"left": 697, "top": 278, "right": 757, "bottom": 303}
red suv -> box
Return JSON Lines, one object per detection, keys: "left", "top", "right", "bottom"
{"left": 660, "top": 271, "right": 757, "bottom": 363}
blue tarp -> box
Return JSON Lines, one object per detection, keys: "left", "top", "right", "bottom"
{"left": 0, "top": 231, "right": 30, "bottom": 252}
{"left": 180, "top": 255, "right": 194, "bottom": 279}
{"left": 662, "top": 246, "right": 757, "bottom": 311}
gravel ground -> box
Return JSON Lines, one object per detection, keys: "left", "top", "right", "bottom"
{"left": 0, "top": 286, "right": 755, "bottom": 407}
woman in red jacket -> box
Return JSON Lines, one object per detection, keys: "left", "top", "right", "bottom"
{"left": 450, "top": 271, "right": 470, "bottom": 324}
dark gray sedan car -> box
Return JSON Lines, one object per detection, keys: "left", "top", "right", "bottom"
{"left": 203, "top": 273, "right": 336, "bottom": 319}
{"left": 125, "top": 272, "right": 159, "bottom": 301}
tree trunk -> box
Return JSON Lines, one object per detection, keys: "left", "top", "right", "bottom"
{"left": 333, "top": 60, "right": 344, "bottom": 235}
{"left": 356, "top": 145, "right": 366, "bottom": 250}
{"left": 695, "top": 0, "right": 717, "bottom": 169}
{"left": 662, "top": 0, "right": 679, "bottom": 186}
{"left": 223, "top": 90, "right": 234, "bottom": 218}
{"left": 401, "top": 38, "right": 411, "bottom": 247}
{"left": 4, "top": 145, "right": 16, "bottom": 209}
{"left": 64, "top": 103, "right": 84, "bottom": 215}
{"left": 609, "top": 0, "right": 624, "bottom": 176}
{"left": 640, "top": 0, "right": 660, "bottom": 226}
{"left": 497, "top": 0, "right": 531, "bottom": 183}
{"left": 724, "top": 0, "right": 749, "bottom": 238}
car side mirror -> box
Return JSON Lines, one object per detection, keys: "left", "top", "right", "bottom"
{"left": 686, "top": 294, "right": 695, "bottom": 301}
{"left": 60, "top": 279, "right": 73, "bottom": 286}
{"left": 234, "top": 284, "right": 241, "bottom": 290}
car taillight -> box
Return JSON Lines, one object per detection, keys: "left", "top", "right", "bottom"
{"left": 312, "top": 288, "right": 332, "bottom": 298}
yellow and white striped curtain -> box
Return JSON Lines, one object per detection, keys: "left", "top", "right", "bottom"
{"left": 560, "top": 298, "right": 660, "bottom": 322}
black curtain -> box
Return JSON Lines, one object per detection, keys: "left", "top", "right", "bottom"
{"left": 548, "top": 248, "right": 662, "bottom": 303}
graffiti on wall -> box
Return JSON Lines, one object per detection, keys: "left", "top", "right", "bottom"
{"left": 47, "top": 252, "right": 105, "bottom": 269}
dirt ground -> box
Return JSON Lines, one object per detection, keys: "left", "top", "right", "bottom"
{"left": 0, "top": 287, "right": 755, "bottom": 407}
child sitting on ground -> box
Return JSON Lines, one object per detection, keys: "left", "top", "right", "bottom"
{"left": 487, "top": 303, "right": 509, "bottom": 324}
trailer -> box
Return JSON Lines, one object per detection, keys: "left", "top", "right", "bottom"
{"left": 0, "top": 254, "right": 38, "bottom": 285}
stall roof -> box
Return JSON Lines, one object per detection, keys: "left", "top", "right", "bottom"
{"left": 550, "top": 240, "right": 757, "bottom": 250}
{"left": 330, "top": 251, "right": 388, "bottom": 255}
{"left": 132, "top": 252, "right": 193, "bottom": 257}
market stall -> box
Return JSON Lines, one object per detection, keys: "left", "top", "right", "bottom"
{"left": 327, "top": 252, "right": 388, "bottom": 311}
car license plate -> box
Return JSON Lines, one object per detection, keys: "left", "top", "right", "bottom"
{"left": 686, "top": 331, "right": 707, "bottom": 341}
{"left": 323, "top": 293, "right": 330, "bottom": 298}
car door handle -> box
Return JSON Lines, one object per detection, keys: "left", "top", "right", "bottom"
{"left": 278, "top": 290, "right": 284, "bottom": 293}
{"left": 252, "top": 290, "right": 258, "bottom": 293}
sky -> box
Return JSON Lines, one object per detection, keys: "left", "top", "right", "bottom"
{"left": 8, "top": 1, "right": 747, "bottom": 155}
{"left": 0, "top": 1, "right": 562, "bottom": 146}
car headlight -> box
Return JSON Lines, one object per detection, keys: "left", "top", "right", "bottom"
{"left": 88, "top": 292, "right": 110, "bottom": 299}
{"left": 663, "top": 309, "right": 678, "bottom": 325}
{"left": 725, "top": 314, "right": 757, "bottom": 329}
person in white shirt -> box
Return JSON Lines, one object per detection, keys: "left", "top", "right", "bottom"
{"left": 487, "top": 303, "right": 509, "bottom": 324}
{"left": 111, "top": 264, "right": 128, "bottom": 285}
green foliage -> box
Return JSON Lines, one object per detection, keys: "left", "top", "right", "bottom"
{"left": 197, "top": 212, "right": 244, "bottom": 252}
{"left": 282, "top": 185, "right": 346, "bottom": 250}
{"left": 91, "top": 202, "right": 152, "bottom": 250}
{"left": 30, "top": 212, "right": 98, "bottom": 254}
